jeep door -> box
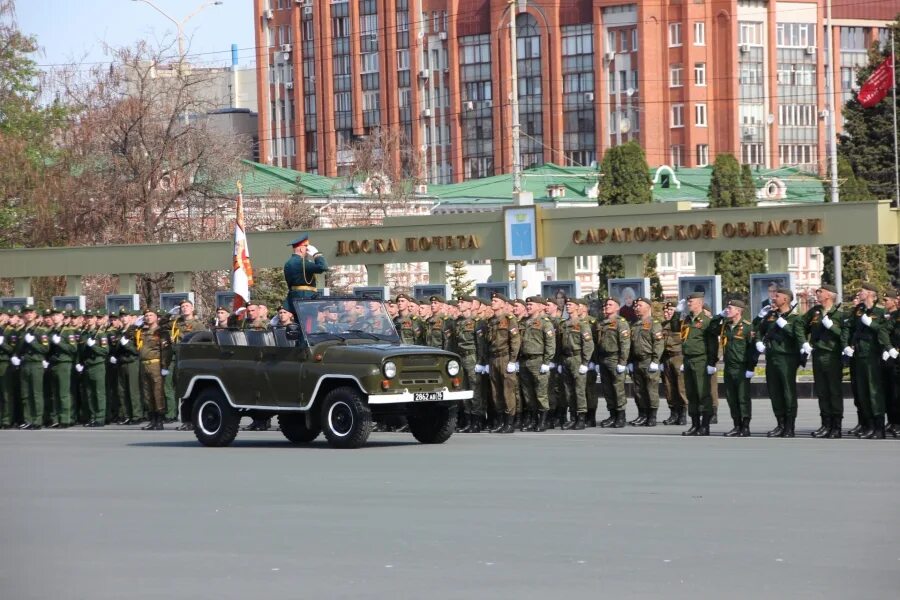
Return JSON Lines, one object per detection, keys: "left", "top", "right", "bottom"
{"left": 253, "top": 329, "right": 305, "bottom": 407}
{"left": 213, "top": 330, "right": 261, "bottom": 405}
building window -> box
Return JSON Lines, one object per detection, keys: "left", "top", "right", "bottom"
{"left": 576, "top": 255, "right": 591, "bottom": 270}
{"left": 679, "top": 252, "right": 695, "bottom": 268}
{"left": 778, "top": 104, "right": 816, "bottom": 127}
{"left": 658, "top": 253, "right": 674, "bottom": 268}
{"left": 739, "top": 22, "right": 763, "bottom": 46}
{"left": 839, "top": 27, "right": 866, "bottom": 51}
{"left": 694, "top": 22, "right": 705, "bottom": 46}
{"left": 632, "top": 29, "right": 638, "bottom": 51}
{"left": 670, "top": 64, "right": 683, "bottom": 87}
{"left": 741, "top": 143, "right": 764, "bottom": 166}
{"left": 696, "top": 144, "right": 709, "bottom": 167}
{"left": 694, "top": 62, "right": 706, "bottom": 86}
{"left": 695, "top": 103, "right": 707, "bottom": 126}
{"left": 776, "top": 23, "right": 815, "bottom": 48}
{"left": 397, "top": 49, "right": 409, "bottom": 70}
{"left": 779, "top": 144, "right": 816, "bottom": 169}
{"left": 668, "top": 23, "right": 682, "bottom": 47}
{"left": 788, "top": 248, "right": 800, "bottom": 267}
{"left": 620, "top": 30, "right": 629, "bottom": 52}
{"left": 670, "top": 144, "right": 684, "bottom": 167}
{"left": 740, "top": 63, "right": 762, "bottom": 85}
{"left": 671, "top": 104, "right": 684, "bottom": 128}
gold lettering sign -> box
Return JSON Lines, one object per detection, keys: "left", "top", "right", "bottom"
{"left": 337, "top": 235, "right": 480, "bottom": 256}
{"left": 573, "top": 218, "right": 823, "bottom": 245}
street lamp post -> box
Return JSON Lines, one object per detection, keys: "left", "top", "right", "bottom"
{"left": 131, "top": 0, "right": 223, "bottom": 62}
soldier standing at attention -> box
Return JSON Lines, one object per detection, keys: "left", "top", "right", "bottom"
{"left": 595, "top": 298, "right": 630, "bottom": 429}
{"left": 543, "top": 298, "right": 564, "bottom": 429}
{"left": 679, "top": 292, "right": 716, "bottom": 436}
{"left": 660, "top": 301, "right": 688, "bottom": 425}
{"left": 47, "top": 308, "right": 78, "bottom": 428}
{"left": 510, "top": 299, "right": 529, "bottom": 428}
{"left": 455, "top": 296, "right": 483, "bottom": 432}
{"left": 13, "top": 306, "right": 49, "bottom": 430}
{"left": 0, "top": 309, "right": 10, "bottom": 428}
{"left": 841, "top": 283, "right": 890, "bottom": 439}
{"left": 628, "top": 297, "right": 665, "bottom": 427}
{"left": 711, "top": 299, "right": 758, "bottom": 437}
{"left": 212, "top": 306, "right": 230, "bottom": 329}
{"left": 171, "top": 299, "right": 209, "bottom": 430}
{"left": 105, "top": 312, "right": 124, "bottom": 425}
{"left": 559, "top": 298, "right": 594, "bottom": 430}
{"left": 702, "top": 303, "right": 720, "bottom": 424}
{"left": 116, "top": 311, "right": 143, "bottom": 425}
{"left": 425, "top": 295, "right": 452, "bottom": 350}
{"left": 138, "top": 309, "right": 172, "bottom": 431}
{"left": 393, "top": 294, "right": 425, "bottom": 345}
{"left": 755, "top": 287, "right": 805, "bottom": 438}
{"left": 283, "top": 234, "right": 328, "bottom": 317}
{"left": 486, "top": 293, "right": 520, "bottom": 434}
{"left": 79, "top": 310, "right": 109, "bottom": 427}
{"left": 802, "top": 285, "right": 845, "bottom": 438}
{"left": 881, "top": 290, "right": 899, "bottom": 437}
{"left": 579, "top": 301, "right": 601, "bottom": 427}
{"left": 518, "top": 296, "right": 555, "bottom": 432}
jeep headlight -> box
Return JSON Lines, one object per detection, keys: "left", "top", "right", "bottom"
{"left": 383, "top": 361, "right": 397, "bottom": 379}
{"left": 447, "top": 359, "right": 460, "bottom": 377}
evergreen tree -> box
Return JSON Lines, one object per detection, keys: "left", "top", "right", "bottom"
{"left": 707, "top": 154, "right": 766, "bottom": 298}
{"left": 447, "top": 260, "right": 475, "bottom": 299}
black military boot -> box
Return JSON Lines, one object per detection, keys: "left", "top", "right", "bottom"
{"left": 629, "top": 408, "right": 646, "bottom": 426}
{"left": 645, "top": 409, "right": 657, "bottom": 427}
{"left": 512, "top": 413, "right": 522, "bottom": 431}
{"left": 724, "top": 418, "right": 742, "bottom": 437}
{"left": 782, "top": 417, "right": 795, "bottom": 438}
{"left": 811, "top": 416, "right": 830, "bottom": 438}
{"left": 662, "top": 409, "right": 677, "bottom": 425}
{"left": 698, "top": 414, "right": 710, "bottom": 436}
{"left": 534, "top": 411, "right": 547, "bottom": 432}
{"left": 472, "top": 415, "right": 484, "bottom": 433}
{"left": 501, "top": 414, "right": 516, "bottom": 434}
{"left": 520, "top": 411, "right": 534, "bottom": 432}
{"left": 598, "top": 411, "right": 616, "bottom": 428}
{"left": 572, "top": 413, "right": 585, "bottom": 430}
{"left": 682, "top": 415, "right": 700, "bottom": 436}
{"left": 154, "top": 414, "right": 165, "bottom": 430}
{"left": 855, "top": 416, "right": 873, "bottom": 438}
{"left": 828, "top": 417, "right": 842, "bottom": 439}
{"left": 613, "top": 410, "right": 626, "bottom": 428}
{"left": 710, "top": 408, "right": 718, "bottom": 425}
{"left": 676, "top": 406, "right": 687, "bottom": 425}
{"left": 491, "top": 415, "right": 507, "bottom": 433}
{"left": 766, "top": 417, "right": 785, "bottom": 438}
{"left": 586, "top": 409, "right": 597, "bottom": 427}
{"left": 141, "top": 413, "right": 157, "bottom": 430}
{"left": 176, "top": 421, "right": 193, "bottom": 431}
{"left": 847, "top": 412, "right": 863, "bottom": 436}
{"left": 862, "top": 415, "right": 885, "bottom": 439}
{"left": 740, "top": 418, "right": 751, "bottom": 437}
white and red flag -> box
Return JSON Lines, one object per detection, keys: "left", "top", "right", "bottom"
{"left": 857, "top": 54, "right": 895, "bottom": 109}
{"left": 231, "top": 181, "right": 254, "bottom": 312}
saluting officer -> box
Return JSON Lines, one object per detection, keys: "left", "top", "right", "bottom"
{"left": 170, "top": 299, "right": 209, "bottom": 431}
{"left": 559, "top": 298, "right": 594, "bottom": 430}
{"left": 518, "top": 296, "right": 556, "bottom": 432}
{"left": 711, "top": 299, "right": 758, "bottom": 437}
{"left": 628, "top": 297, "right": 665, "bottom": 427}
{"left": 660, "top": 301, "right": 688, "bottom": 425}
{"left": 138, "top": 308, "right": 172, "bottom": 431}
{"left": 79, "top": 310, "right": 109, "bottom": 427}
{"left": 594, "top": 298, "right": 631, "bottom": 429}
{"left": 116, "top": 311, "right": 144, "bottom": 425}
{"left": 881, "top": 289, "right": 900, "bottom": 437}
{"left": 679, "top": 292, "right": 716, "bottom": 436}
{"left": 283, "top": 234, "right": 328, "bottom": 314}
{"left": 802, "top": 284, "right": 845, "bottom": 438}
{"left": 485, "top": 293, "right": 520, "bottom": 434}
{"left": 755, "top": 287, "right": 805, "bottom": 438}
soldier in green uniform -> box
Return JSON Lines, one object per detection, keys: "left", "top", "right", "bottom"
{"left": 69, "top": 310, "right": 85, "bottom": 424}
{"left": 510, "top": 299, "right": 529, "bottom": 428}
{"left": 543, "top": 297, "right": 565, "bottom": 429}
{"left": 628, "top": 297, "right": 665, "bottom": 427}
{"left": 679, "top": 292, "right": 717, "bottom": 436}
{"left": 138, "top": 308, "right": 172, "bottom": 430}
{"left": 578, "top": 301, "right": 601, "bottom": 426}
{"left": 455, "top": 296, "right": 484, "bottom": 432}
{"left": 594, "top": 298, "right": 630, "bottom": 429}
{"left": 240, "top": 303, "right": 273, "bottom": 431}
{"left": 710, "top": 299, "right": 758, "bottom": 437}
{"left": 755, "top": 287, "right": 805, "bottom": 438}
{"left": 47, "top": 308, "right": 78, "bottom": 427}
{"left": 79, "top": 310, "right": 109, "bottom": 427}
{"left": 283, "top": 234, "right": 328, "bottom": 315}
{"left": 801, "top": 284, "right": 845, "bottom": 438}
{"left": 660, "top": 301, "right": 688, "bottom": 425}
{"left": 13, "top": 306, "right": 49, "bottom": 429}
{"left": 0, "top": 309, "right": 14, "bottom": 428}
{"left": 116, "top": 311, "right": 143, "bottom": 425}
{"left": 170, "top": 299, "right": 209, "bottom": 430}
{"left": 394, "top": 294, "right": 425, "bottom": 345}
{"left": 424, "top": 295, "right": 452, "bottom": 350}
{"left": 518, "top": 296, "right": 556, "bottom": 432}
{"left": 841, "top": 283, "right": 891, "bottom": 439}
{"left": 485, "top": 293, "right": 520, "bottom": 433}
{"left": 559, "top": 298, "right": 594, "bottom": 430}
{"left": 881, "top": 290, "right": 899, "bottom": 437}
{"left": 104, "top": 312, "right": 124, "bottom": 424}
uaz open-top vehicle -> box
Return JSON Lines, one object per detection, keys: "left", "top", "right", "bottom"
{"left": 175, "top": 298, "right": 471, "bottom": 448}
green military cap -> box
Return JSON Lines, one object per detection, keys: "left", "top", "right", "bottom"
{"left": 21, "top": 304, "right": 37, "bottom": 313}
{"left": 50, "top": 307, "right": 64, "bottom": 315}
{"left": 525, "top": 295, "right": 544, "bottom": 304}
{"left": 687, "top": 292, "right": 705, "bottom": 300}
{"left": 490, "top": 292, "right": 509, "bottom": 302}
{"left": 512, "top": 298, "right": 526, "bottom": 307}
{"left": 457, "top": 295, "right": 475, "bottom": 302}
{"left": 727, "top": 298, "right": 746, "bottom": 309}
{"left": 395, "top": 293, "right": 413, "bottom": 302}
{"left": 635, "top": 297, "right": 653, "bottom": 306}
{"left": 447, "top": 300, "right": 459, "bottom": 307}
{"left": 215, "top": 305, "right": 230, "bottom": 312}
{"left": 884, "top": 289, "right": 898, "bottom": 299}
{"left": 775, "top": 287, "right": 794, "bottom": 301}
{"left": 818, "top": 284, "right": 838, "bottom": 294}
{"left": 564, "top": 296, "right": 580, "bottom": 305}
{"left": 0, "top": 308, "right": 7, "bottom": 315}
{"left": 71, "top": 309, "right": 84, "bottom": 317}
{"left": 428, "top": 295, "right": 445, "bottom": 303}
{"left": 860, "top": 282, "right": 879, "bottom": 293}
{"left": 664, "top": 301, "right": 676, "bottom": 309}
{"left": 81, "top": 309, "right": 93, "bottom": 317}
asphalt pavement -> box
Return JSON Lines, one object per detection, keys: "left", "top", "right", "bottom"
{"left": 1, "top": 398, "right": 898, "bottom": 600}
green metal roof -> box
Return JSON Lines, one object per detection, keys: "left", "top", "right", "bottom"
{"left": 233, "top": 160, "right": 350, "bottom": 197}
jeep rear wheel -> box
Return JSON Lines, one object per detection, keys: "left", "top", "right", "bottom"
{"left": 407, "top": 404, "right": 457, "bottom": 444}
{"left": 320, "top": 387, "right": 372, "bottom": 449}
{"left": 279, "top": 413, "right": 321, "bottom": 444}
{"left": 192, "top": 387, "right": 239, "bottom": 447}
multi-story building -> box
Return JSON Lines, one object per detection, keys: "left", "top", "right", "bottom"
{"left": 254, "top": 0, "right": 898, "bottom": 182}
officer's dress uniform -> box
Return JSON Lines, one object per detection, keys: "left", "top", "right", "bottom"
{"left": 80, "top": 327, "right": 109, "bottom": 426}
{"left": 545, "top": 313, "right": 564, "bottom": 428}
{"left": 841, "top": 303, "right": 890, "bottom": 438}
{"left": 756, "top": 307, "right": 805, "bottom": 438}
{"left": 455, "top": 314, "right": 483, "bottom": 432}
{"left": 518, "top": 311, "right": 556, "bottom": 432}
{"left": 283, "top": 250, "right": 328, "bottom": 313}
{"left": 0, "top": 324, "right": 19, "bottom": 428}
{"left": 48, "top": 323, "right": 78, "bottom": 427}
{"left": 117, "top": 323, "right": 143, "bottom": 424}
{"left": 16, "top": 323, "right": 49, "bottom": 428}
{"left": 803, "top": 303, "right": 845, "bottom": 438}
{"left": 629, "top": 316, "right": 665, "bottom": 427}
{"left": 137, "top": 321, "right": 172, "bottom": 430}
{"left": 710, "top": 315, "right": 758, "bottom": 436}
{"left": 679, "top": 310, "right": 716, "bottom": 436}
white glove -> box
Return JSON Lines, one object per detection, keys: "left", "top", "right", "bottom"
{"left": 776, "top": 316, "right": 788, "bottom": 329}
{"left": 120, "top": 337, "right": 129, "bottom": 346}
{"left": 882, "top": 350, "right": 890, "bottom": 362}
{"left": 42, "top": 360, "right": 49, "bottom": 369}
{"left": 758, "top": 307, "right": 769, "bottom": 319}
{"left": 539, "top": 364, "right": 550, "bottom": 374}
{"left": 842, "top": 346, "right": 854, "bottom": 357}
{"left": 706, "top": 365, "right": 717, "bottom": 375}
{"left": 890, "top": 348, "right": 899, "bottom": 359}
{"left": 755, "top": 341, "right": 766, "bottom": 353}
{"left": 51, "top": 334, "right": 61, "bottom": 345}
{"left": 719, "top": 308, "right": 728, "bottom": 317}
{"left": 109, "top": 356, "right": 118, "bottom": 365}
{"left": 679, "top": 364, "right": 684, "bottom": 372}
{"left": 821, "top": 315, "right": 833, "bottom": 329}
{"left": 626, "top": 363, "right": 634, "bottom": 373}
{"left": 161, "top": 369, "right": 170, "bottom": 377}
{"left": 588, "top": 361, "right": 596, "bottom": 371}
{"left": 75, "top": 363, "right": 84, "bottom": 372}
{"left": 615, "top": 364, "right": 626, "bottom": 374}
{"left": 474, "top": 364, "right": 484, "bottom": 374}
{"left": 745, "top": 370, "right": 754, "bottom": 379}
{"left": 0, "top": 335, "right": 4, "bottom": 345}
{"left": 483, "top": 365, "right": 490, "bottom": 375}
{"left": 514, "top": 362, "right": 520, "bottom": 373}
{"left": 557, "top": 365, "right": 563, "bottom": 374}
{"left": 505, "top": 362, "right": 515, "bottom": 373}
{"left": 86, "top": 338, "right": 96, "bottom": 347}
{"left": 578, "top": 364, "right": 588, "bottom": 375}
{"left": 306, "top": 244, "right": 319, "bottom": 256}
{"left": 10, "top": 356, "right": 21, "bottom": 366}
{"left": 135, "top": 317, "right": 144, "bottom": 327}
{"left": 548, "top": 361, "right": 556, "bottom": 369}
{"left": 594, "top": 364, "right": 601, "bottom": 374}
{"left": 801, "top": 342, "right": 813, "bottom": 355}
{"left": 649, "top": 362, "right": 659, "bottom": 372}
{"left": 861, "top": 314, "right": 872, "bottom": 327}
{"left": 676, "top": 299, "right": 686, "bottom": 313}
{"left": 24, "top": 333, "right": 35, "bottom": 343}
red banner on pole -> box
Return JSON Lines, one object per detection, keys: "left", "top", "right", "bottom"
{"left": 857, "top": 55, "right": 895, "bottom": 109}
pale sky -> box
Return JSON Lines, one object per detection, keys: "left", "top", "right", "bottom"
{"left": 18, "top": 0, "right": 256, "bottom": 71}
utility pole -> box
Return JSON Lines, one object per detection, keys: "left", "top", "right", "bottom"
{"left": 825, "top": 0, "right": 842, "bottom": 301}
{"left": 508, "top": 0, "right": 530, "bottom": 300}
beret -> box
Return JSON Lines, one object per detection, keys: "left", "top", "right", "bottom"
{"left": 884, "top": 289, "right": 898, "bottom": 299}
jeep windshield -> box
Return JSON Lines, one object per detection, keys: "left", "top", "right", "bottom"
{"left": 293, "top": 299, "right": 400, "bottom": 343}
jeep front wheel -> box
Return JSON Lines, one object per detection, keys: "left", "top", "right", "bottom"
{"left": 192, "top": 387, "right": 239, "bottom": 447}
{"left": 407, "top": 404, "right": 457, "bottom": 444}
{"left": 320, "top": 387, "right": 372, "bottom": 449}
{"left": 279, "top": 413, "right": 321, "bottom": 444}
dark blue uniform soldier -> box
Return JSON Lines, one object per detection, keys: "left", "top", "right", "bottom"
{"left": 283, "top": 234, "right": 328, "bottom": 318}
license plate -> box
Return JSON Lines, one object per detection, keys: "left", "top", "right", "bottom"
{"left": 413, "top": 392, "right": 442, "bottom": 401}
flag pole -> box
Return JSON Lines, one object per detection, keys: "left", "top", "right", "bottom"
{"left": 892, "top": 30, "right": 899, "bottom": 208}
{"left": 825, "top": 0, "right": 842, "bottom": 300}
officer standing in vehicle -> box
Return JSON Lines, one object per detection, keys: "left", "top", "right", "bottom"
{"left": 802, "top": 284, "right": 844, "bottom": 438}
{"left": 679, "top": 292, "right": 716, "bottom": 436}
{"left": 711, "top": 299, "right": 758, "bottom": 437}
{"left": 283, "top": 234, "right": 328, "bottom": 316}
{"left": 628, "top": 297, "right": 664, "bottom": 427}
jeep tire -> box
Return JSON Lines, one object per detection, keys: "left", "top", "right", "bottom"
{"left": 407, "top": 404, "right": 457, "bottom": 444}
{"left": 279, "top": 413, "right": 321, "bottom": 444}
{"left": 192, "top": 387, "right": 240, "bottom": 447}
{"left": 320, "top": 386, "right": 372, "bottom": 449}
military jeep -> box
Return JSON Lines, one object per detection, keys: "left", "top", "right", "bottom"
{"left": 175, "top": 298, "right": 470, "bottom": 449}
